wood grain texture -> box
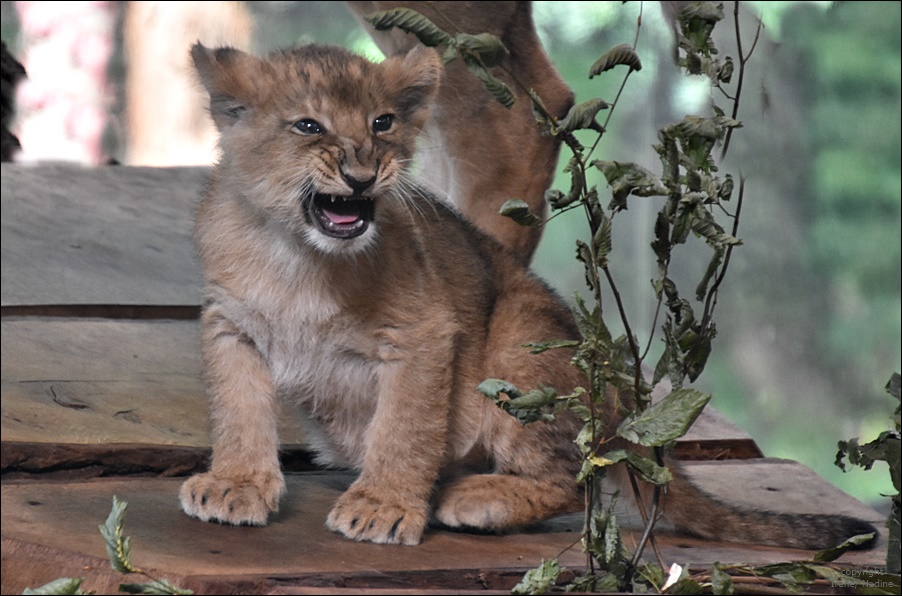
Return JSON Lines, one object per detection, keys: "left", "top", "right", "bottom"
{"left": 1, "top": 163, "right": 206, "bottom": 307}
{"left": 1, "top": 473, "right": 887, "bottom": 595}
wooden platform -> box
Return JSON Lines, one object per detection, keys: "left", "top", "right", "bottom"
{"left": 1, "top": 163, "right": 887, "bottom": 594}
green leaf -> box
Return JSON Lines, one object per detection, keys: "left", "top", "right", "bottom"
{"left": 695, "top": 247, "right": 724, "bottom": 301}
{"left": 593, "top": 160, "right": 668, "bottom": 213}
{"left": 753, "top": 562, "right": 817, "bottom": 587}
{"left": 690, "top": 204, "right": 742, "bottom": 249}
{"left": 814, "top": 532, "right": 878, "bottom": 563}
{"left": 545, "top": 187, "right": 578, "bottom": 210}
{"left": 512, "top": 559, "right": 562, "bottom": 595}
{"left": 651, "top": 209, "right": 672, "bottom": 266}
{"left": 680, "top": 115, "right": 721, "bottom": 140}
{"left": 602, "top": 449, "right": 673, "bottom": 484}
{"left": 680, "top": 1, "right": 725, "bottom": 24}
{"left": 528, "top": 88, "right": 551, "bottom": 126}
{"left": 635, "top": 563, "right": 667, "bottom": 591}
{"left": 684, "top": 327, "right": 714, "bottom": 382}
{"left": 888, "top": 372, "right": 901, "bottom": 403}
{"left": 365, "top": 8, "right": 454, "bottom": 47}
{"left": 499, "top": 198, "right": 542, "bottom": 227}
{"left": 593, "top": 213, "right": 613, "bottom": 268}
{"left": 557, "top": 98, "right": 609, "bottom": 133}
{"left": 478, "top": 378, "right": 521, "bottom": 399}
{"left": 575, "top": 240, "right": 598, "bottom": 295}
{"left": 718, "top": 174, "right": 735, "bottom": 201}
{"left": 585, "top": 492, "right": 627, "bottom": 571}
{"left": 617, "top": 388, "right": 711, "bottom": 446}
{"left": 711, "top": 564, "right": 734, "bottom": 595}
{"left": 589, "top": 43, "right": 643, "bottom": 78}
{"left": 454, "top": 32, "right": 508, "bottom": 68}
{"left": 718, "top": 56, "right": 734, "bottom": 84}
{"left": 99, "top": 496, "right": 140, "bottom": 575}
{"left": 23, "top": 579, "right": 88, "bottom": 595}
{"left": 120, "top": 580, "right": 193, "bottom": 595}
{"left": 481, "top": 380, "right": 560, "bottom": 425}
{"left": 603, "top": 510, "right": 622, "bottom": 567}
{"left": 505, "top": 386, "right": 560, "bottom": 424}
{"left": 465, "top": 62, "right": 515, "bottom": 108}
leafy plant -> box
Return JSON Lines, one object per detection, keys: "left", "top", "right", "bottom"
{"left": 23, "top": 497, "right": 191, "bottom": 595}
{"left": 837, "top": 372, "right": 902, "bottom": 575}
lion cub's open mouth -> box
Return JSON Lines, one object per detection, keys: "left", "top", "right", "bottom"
{"left": 309, "top": 194, "right": 375, "bottom": 239}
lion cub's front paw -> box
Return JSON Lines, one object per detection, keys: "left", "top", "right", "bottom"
{"left": 326, "top": 483, "right": 428, "bottom": 545}
{"left": 179, "top": 471, "right": 285, "bottom": 525}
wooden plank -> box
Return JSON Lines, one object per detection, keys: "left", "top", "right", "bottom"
{"left": 1, "top": 163, "right": 206, "bottom": 307}
{"left": 654, "top": 379, "right": 764, "bottom": 460}
{"left": 1, "top": 318, "right": 208, "bottom": 446}
{"left": 1, "top": 318, "right": 307, "bottom": 475}
{"left": 679, "top": 458, "right": 886, "bottom": 522}
{"left": 1, "top": 317, "right": 756, "bottom": 475}
{"left": 0, "top": 473, "right": 886, "bottom": 595}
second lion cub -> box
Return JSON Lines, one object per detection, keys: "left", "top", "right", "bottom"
{"left": 180, "top": 42, "right": 586, "bottom": 545}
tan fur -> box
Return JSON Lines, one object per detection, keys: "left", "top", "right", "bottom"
{"left": 348, "top": 1, "right": 573, "bottom": 263}
{"left": 181, "top": 42, "right": 585, "bottom": 545}
{"left": 181, "top": 42, "right": 876, "bottom": 549}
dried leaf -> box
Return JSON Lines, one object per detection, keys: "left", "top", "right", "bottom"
{"left": 499, "top": 198, "right": 542, "bottom": 227}
{"left": 589, "top": 43, "right": 643, "bottom": 78}
{"left": 454, "top": 32, "right": 508, "bottom": 68}
{"left": 365, "top": 8, "right": 453, "bottom": 47}
{"left": 557, "top": 98, "right": 609, "bottom": 133}
{"left": 465, "top": 62, "right": 515, "bottom": 108}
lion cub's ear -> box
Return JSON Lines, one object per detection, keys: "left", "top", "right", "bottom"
{"left": 381, "top": 45, "right": 442, "bottom": 125}
{"left": 190, "top": 42, "right": 261, "bottom": 131}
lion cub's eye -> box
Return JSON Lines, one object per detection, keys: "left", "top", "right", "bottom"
{"left": 293, "top": 118, "right": 325, "bottom": 135}
{"left": 372, "top": 114, "right": 394, "bottom": 134}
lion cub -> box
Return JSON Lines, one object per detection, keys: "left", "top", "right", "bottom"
{"left": 182, "top": 42, "right": 877, "bottom": 550}
{"left": 180, "top": 42, "right": 586, "bottom": 545}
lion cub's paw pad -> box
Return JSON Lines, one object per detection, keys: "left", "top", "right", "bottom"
{"left": 179, "top": 472, "right": 284, "bottom": 526}
{"left": 326, "top": 489, "right": 427, "bottom": 545}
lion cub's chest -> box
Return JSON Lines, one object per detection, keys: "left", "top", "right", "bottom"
{"left": 256, "top": 294, "right": 381, "bottom": 402}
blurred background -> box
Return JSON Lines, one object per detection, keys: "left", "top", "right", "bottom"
{"left": 2, "top": 1, "right": 899, "bottom": 508}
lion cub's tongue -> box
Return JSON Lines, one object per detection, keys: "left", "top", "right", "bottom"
{"left": 322, "top": 208, "right": 360, "bottom": 225}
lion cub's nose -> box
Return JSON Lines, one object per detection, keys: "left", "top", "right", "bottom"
{"left": 340, "top": 169, "right": 377, "bottom": 195}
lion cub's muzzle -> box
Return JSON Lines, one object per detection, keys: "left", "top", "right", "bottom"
{"left": 308, "top": 194, "right": 375, "bottom": 239}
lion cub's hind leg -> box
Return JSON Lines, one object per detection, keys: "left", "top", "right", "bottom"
{"left": 431, "top": 402, "right": 583, "bottom": 530}
{"left": 432, "top": 467, "right": 581, "bottom": 532}
{"left": 432, "top": 266, "right": 587, "bottom": 533}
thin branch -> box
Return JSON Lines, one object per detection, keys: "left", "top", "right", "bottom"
{"left": 626, "top": 469, "right": 668, "bottom": 570}
{"left": 701, "top": 176, "right": 745, "bottom": 326}
{"left": 602, "top": 265, "right": 644, "bottom": 402}
{"left": 720, "top": 1, "right": 762, "bottom": 160}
